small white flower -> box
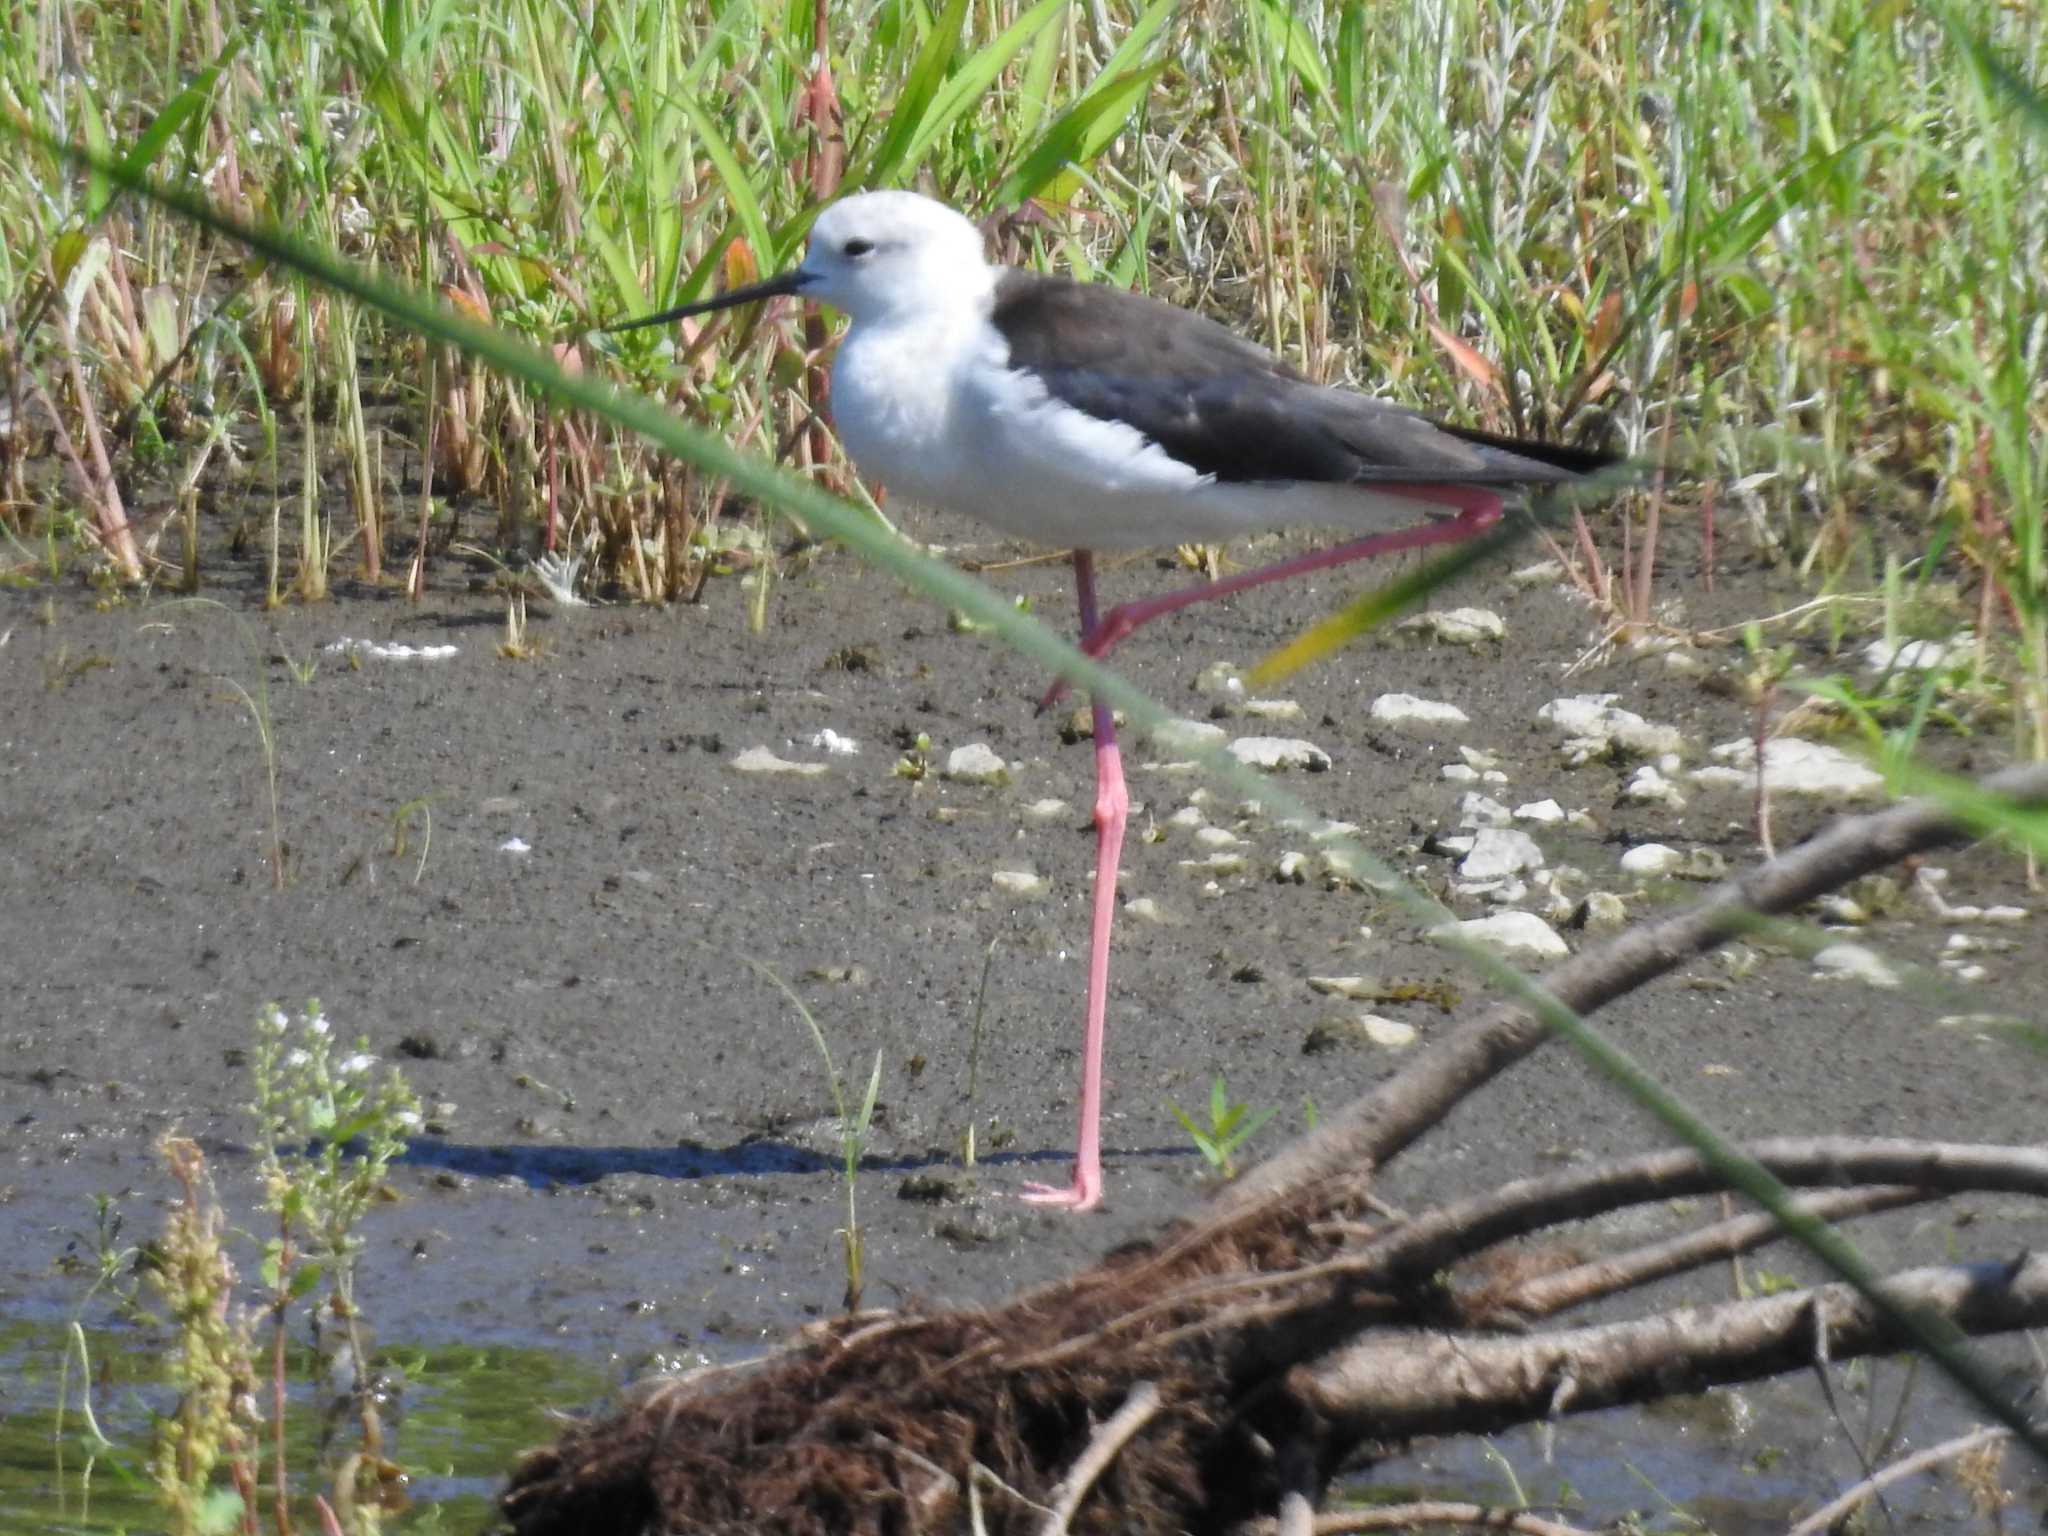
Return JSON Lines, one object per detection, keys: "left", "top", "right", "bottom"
{"left": 394, "top": 1110, "right": 423, "bottom": 1129}
{"left": 284, "top": 1049, "right": 311, "bottom": 1069}
{"left": 339, "top": 1052, "right": 377, "bottom": 1076}
{"left": 307, "top": 1013, "right": 331, "bottom": 1037}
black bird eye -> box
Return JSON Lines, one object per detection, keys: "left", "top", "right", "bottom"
{"left": 842, "top": 238, "right": 875, "bottom": 258}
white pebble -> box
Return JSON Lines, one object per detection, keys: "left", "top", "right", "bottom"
{"left": 1398, "top": 606, "right": 1506, "bottom": 646}
{"left": 1813, "top": 942, "right": 1900, "bottom": 988}
{"left": 1514, "top": 799, "right": 1566, "bottom": 824}
{"left": 1430, "top": 911, "right": 1570, "bottom": 962}
{"left": 733, "top": 745, "right": 828, "bottom": 777}
{"left": 1150, "top": 717, "right": 1228, "bottom": 754}
{"left": 1228, "top": 737, "right": 1332, "bottom": 772}
{"left": 1369, "top": 694, "right": 1470, "bottom": 734}
{"left": 991, "top": 868, "right": 1047, "bottom": 897}
{"left": 942, "top": 743, "right": 1010, "bottom": 785}
{"left": 1620, "top": 843, "right": 1683, "bottom": 876}
{"left": 1461, "top": 828, "right": 1546, "bottom": 880}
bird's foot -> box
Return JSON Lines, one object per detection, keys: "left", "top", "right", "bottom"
{"left": 1020, "top": 1173, "right": 1103, "bottom": 1212}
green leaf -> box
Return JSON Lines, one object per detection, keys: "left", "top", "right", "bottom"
{"left": 894, "top": 0, "right": 1070, "bottom": 189}
{"left": 94, "top": 41, "right": 242, "bottom": 222}
{"left": 855, "top": 0, "right": 972, "bottom": 186}
{"left": 994, "top": 61, "right": 1165, "bottom": 207}
{"left": 675, "top": 92, "right": 776, "bottom": 275}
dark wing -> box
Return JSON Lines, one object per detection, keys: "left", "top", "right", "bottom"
{"left": 989, "top": 270, "right": 1615, "bottom": 487}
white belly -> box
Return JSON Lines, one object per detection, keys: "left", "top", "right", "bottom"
{"left": 831, "top": 319, "right": 1432, "bottom": 551}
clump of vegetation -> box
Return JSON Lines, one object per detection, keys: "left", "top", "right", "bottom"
{"left": 1168, "top": 1074, "right": 1276, "bottom": 1181}
{"left": 55, "top": 1001, "right": 421, "bottom": 1536}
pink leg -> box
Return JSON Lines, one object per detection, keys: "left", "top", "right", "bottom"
{"left": 1022, "top": 550, "right": 1125, "bottom": 1211}
{"left": 1038, "top": 487, "right": 1503, "bottom": 712}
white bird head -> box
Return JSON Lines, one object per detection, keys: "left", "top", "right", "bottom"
{"left": 611, "top": 190, "right": 991, "bottom": 334}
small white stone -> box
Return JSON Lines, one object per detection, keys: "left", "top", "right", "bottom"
{"left": 1514, "top": 799, "right": 1566, "bottom": 824}
{"left": 1460, "top": 745, "right": 1504, "bottom": 772}
{"left": 1693, "top": 738, "right": 1885, "bottom": 801}
{"left": 1508, "top": 559, "right": 1566, "bottom": 589}
{"left": 1399, "top": 606, "right": 1506, "bottom": 646}
{"left": 1242, "top": 697, "right": 1304, "bottom": 720}
{"left": 1579, "top": 891, "right": 1628, "bottom": 929}
{"left": 1125, "top": 896, "right": 1170, "bottom": 923}
{"left": 1459, "top": 793, "right": 1514, "bottom": 829}
{"left": 1228, "top": 737, "right": 1332, "bottom": 772}
{"left": 1864, "top": 635, "right": 1965, "bottom": 672}
{"left": 1165, "top": 805, "right": 1208, "bottom": 831}
{"left": 1566, "top": 809, "right": 1600, "bottom": 831}
{"left": 1622, "top": 764, "right": 1687, "bottom": 809}
{"left": 1194, "top": 662, "right": 1245, "bottom": 697}
{"left": 1620, "top": 843, "right": 1683, "bottom": 876}
{"left": 1461, "top": 828, "right": 1546, "bottom": 880}
{"left": 1320, "top": 847, "right": 1370, "bottom": 888}
{"left": 1430, "top": 911, "right": 1570, "bottom": 962}
{"left": 1369, "top": 694, "right": 1470, "bottom": 734}
{"left": 1359, "top": 1014, "right": 1419, "bottom": 1048}
{"left": 1442, "top": 763, "right": 1480, "bottom": 783}
{"left": 1983, "top": 905, "right": 2030, "bottom": 923}
{"left": 1022, "top": 797, "right": 1071, "bottom": 821}
{"left": 991, "top": 868, "right": 1047, "bottom": 897}
{"left": 1309, "top": 820, "right": 1359, "bottom": 843}
{"left": 1150, "top": 717, "right": 1229, "bottom": 754}
{"left": 733, "top": 745, "right": 828, "bottom": 777}
{"left": 499, "top": 836, "right": 531, "bottom": 854}
{"left": 1274, "top": 851, "right": 1309, "bottom": 883}
{"left": 1179, "top": 852, "right": 1249, "bottom": 876}
{"left": 1813, "top": 942, "right": 1900, "bottom": 988}
{"left": 943, "top": 743, "right": 1010, "bottom": 785}
{"left": 1307, "top": 976, "right": 1376, "bottom": 999}
{"left": 808, "top": 728, "right": 860, "bottom": 756}
{"left": 1194, "top": 825, "right": 1242, "bottom": 848}
{"left": 1538, "top": 694, "right": 1685, "bottom": 760}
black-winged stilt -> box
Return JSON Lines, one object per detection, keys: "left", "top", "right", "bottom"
{"left": 621, "top": 190, "right": 1613, "bottom": 1211}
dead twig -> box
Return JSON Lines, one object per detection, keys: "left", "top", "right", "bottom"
{"left": 1038, "top": 1382, "right": 1163, "bottom": 1536}
{"left": 1784, "top": 1424, "right": 2010, "bottom": 1536}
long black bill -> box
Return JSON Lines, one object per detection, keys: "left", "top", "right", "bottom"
{"left": 608, "top": 268, "right": 812, "bottom": 333}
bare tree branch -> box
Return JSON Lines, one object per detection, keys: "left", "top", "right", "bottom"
{"left": 1302, "top": 1253, "right": 2048, "bottom": 1439}
{"left": 1502, "top": 1185, "right": 1929, "bottom": 1320}
{"left": 1321, "top": 1139, "right": 2048, "bottom": 1291}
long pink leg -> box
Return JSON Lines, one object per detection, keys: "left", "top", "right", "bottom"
{"left": 1021, "top": 549, "right": 1125, "bottom": 1211}
{"left": 1038, "top": 487, "right": 1503, "bottom": 712}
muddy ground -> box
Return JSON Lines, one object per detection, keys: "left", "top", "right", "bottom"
{"left": 3, "top": 497, "right": 2044, "bottom": 1526}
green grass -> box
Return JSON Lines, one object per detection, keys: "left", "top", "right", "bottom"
{"left": 3, "top": 1, "right": 2040, "bottom": 683}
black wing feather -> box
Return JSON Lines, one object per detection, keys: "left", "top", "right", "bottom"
{"left": 989, "top": 270, "right": 1615, "bottom": 487}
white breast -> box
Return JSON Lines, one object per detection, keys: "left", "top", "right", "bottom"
{"left": 831, "top": 315, "right": 1428, "bottom": 551}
